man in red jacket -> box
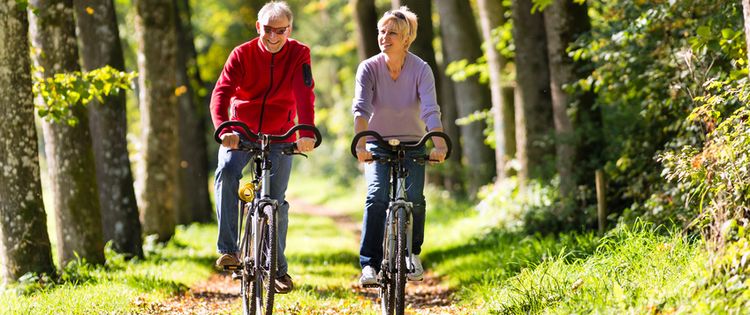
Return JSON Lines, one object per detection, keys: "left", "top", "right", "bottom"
{"left": 210, "top": 1, "right": 316, "bottom": 294}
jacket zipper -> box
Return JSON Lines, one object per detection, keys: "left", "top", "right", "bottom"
{"left": 257, "top": 53, "right": 275, "bottom": 134}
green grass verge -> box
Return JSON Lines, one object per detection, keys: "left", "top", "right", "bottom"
{"left": 0, "top": 224, "right": 215, "bottom": 314}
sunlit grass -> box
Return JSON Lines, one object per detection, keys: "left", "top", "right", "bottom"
{"left": 0, "top": 224, "right": 215, "bottom": 314}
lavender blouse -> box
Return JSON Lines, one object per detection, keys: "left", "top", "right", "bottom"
{"left": 352, "top": 52, "right": 443, "bottom": 142}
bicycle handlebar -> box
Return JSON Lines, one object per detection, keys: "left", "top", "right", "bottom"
{"left": 349, "top": 130, "right": 452, "bottom": 160}
{"left": 214, "top": 121, "right": 322, "bottom": 148}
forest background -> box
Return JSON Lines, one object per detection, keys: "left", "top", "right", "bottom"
{"left": 1, "top": 0, "right": 749, "bottom": 313}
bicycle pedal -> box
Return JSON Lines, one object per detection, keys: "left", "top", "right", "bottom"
{"left": 231, "top": 271, "right": 242, "bottom": 280}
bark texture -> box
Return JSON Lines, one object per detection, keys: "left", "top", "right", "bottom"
{"left": 73, "top": 0, "right": 144, "bottom": 258}
{"left": 0, "top": 0, "right": 56, "bottom": 282}
{"left": 175, "top": 0, "right": 211, "bottom": 224}
{"left": 477, "top": 0, "right": 511, "bottom": 180}
{"left": 352, "top": 0, "right": 379, "bottom": 60}
{"left": 134, "top": 0, "right": 179, "bottom": 242}
{"left": 544, "top": 0, "right": 602, "bottom": 201}
{"left": 512, "top": 0, "right": 555, "bottom": 183}
{"left": 436, "top": 0, "right": 495, "bottom": 196}
{"left": 29, "top": 0, "right": 106, "bottom": 266}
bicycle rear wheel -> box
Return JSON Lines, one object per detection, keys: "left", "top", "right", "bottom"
{"left": 252, "top": 205, "right": 277, "bottom": 315}
{"left": 394, "top": 207, "right": 408, "bottom": 314}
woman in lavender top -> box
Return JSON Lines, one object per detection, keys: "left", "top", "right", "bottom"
{"left": 352, "top": 6, "right": 448, "bottom": 285}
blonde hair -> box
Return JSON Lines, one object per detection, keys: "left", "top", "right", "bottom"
{"left": 377, "top": 6, "right": 418, "bottom": 51}
{"left": 258, "top": 1, "right": 293, "bottom": 25}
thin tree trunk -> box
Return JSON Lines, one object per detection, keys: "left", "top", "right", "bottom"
{"left": 73, "top": 0, "right": 144, "bottom": 258}
{"left": 352, "top": 0, "right": 379, "bottom": 60}
{"left": 436, "top": 0, "right": 496, "bottom": 197}
{"left": 512, "top": 0, "right": 555, "bottom": 183}
{"left": 134, "top": 0, "right": 179, "bottom": 242}
{"left": 29, "top": 0, "right": 105, "bottom": 266}
{"left": 174, "top": 0, "right": 211, "bottom": 224}
{"left": 477, "top": 0, "right": 509, "bottom": 181}
{"left": 743, "top": 0, "right": 750, "bottom": 77}
{"left": 396, "top": 0, "right": 452, "bottom": 189}
{"left": 544, "top": 0, "right": 601, "bottom": 202}
{"left": 0, "top": 0, "right": 56, "bottom": 281}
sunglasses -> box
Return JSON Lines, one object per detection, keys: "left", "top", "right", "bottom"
{"left": 262, "top": 25, "right": 289, "bottom": 35}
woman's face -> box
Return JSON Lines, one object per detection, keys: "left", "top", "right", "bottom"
{"left": 256, "top": 15, "right": 291, "bottom": 53}
{"left": 378, "top": 21, "right": 405, "bottom": 53}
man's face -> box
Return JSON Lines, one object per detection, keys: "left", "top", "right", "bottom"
{"left": 256, "top": 15, "right": 291, "bottom": 53}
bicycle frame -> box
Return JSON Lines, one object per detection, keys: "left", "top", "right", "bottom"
{"left": 215, "top": 121, "right": 321, "bottom": 315}
{"left": 350, "top": 130, "right": 452, "bottom": 315}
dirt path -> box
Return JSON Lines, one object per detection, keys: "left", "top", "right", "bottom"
{"left": 145, "top": 199, "right": 464, "bottom": 314}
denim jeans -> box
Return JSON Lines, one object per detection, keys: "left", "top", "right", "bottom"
{"left": 215, "top": 142, "right": 292, "bottom": 277}
{"left": 359, "top": 143, "right": 426, "bottom": 271}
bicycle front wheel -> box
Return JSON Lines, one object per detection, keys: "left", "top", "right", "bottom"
{"left": 252, "top": 204, "right": 277, "bottom": 315}
{"left": 394, "top": 206, "right": 408, "bottom": 314}
{"left": 240, "top": 204, "right": 256, "bottom": 315}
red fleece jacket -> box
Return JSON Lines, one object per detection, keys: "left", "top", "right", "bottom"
{"left": 210, "top": 38, "right": 315, "bottom": 141}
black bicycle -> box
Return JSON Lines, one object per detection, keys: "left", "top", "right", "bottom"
{"left": 350, "top": 130, "right": 452, "bottom": 315}
{"left": 214, "top": 121, "right": 321, "bottom": 315}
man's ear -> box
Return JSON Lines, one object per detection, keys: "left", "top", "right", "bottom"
{"left": 255, "top": 21, "right": 261, "bottom": 34}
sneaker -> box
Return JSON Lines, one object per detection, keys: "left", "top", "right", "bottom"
{"left": 407, "top": 254, "right": 424, "bottom": 281}
{"left": 215, "top": 253, "right": 240, "bottom": 270}
{"left": 274, "top": 274, "right": 294, "bottom": 294}
{"left": 360, "top": 266, "right": 378, "bottom": 285}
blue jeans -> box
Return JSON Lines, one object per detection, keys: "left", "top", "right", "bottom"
{"left": 359, "top": 143, "right": 426, "bottom": 271}
{"left": 215, "top": 142, "right": 292, "bottom": 277}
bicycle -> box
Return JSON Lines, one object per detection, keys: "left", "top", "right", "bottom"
{"left": 214, "top": 121, "right": 322, "bottom": 315}
{"left": 349, "top": 130, "right": 452, "bottom": 315}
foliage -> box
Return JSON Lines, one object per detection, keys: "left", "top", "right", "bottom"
{"left": 32, "top": 65, "right": 137, "bottom": 126}
{"left": 572, "top": 0, "right": 745, "bottom": 225}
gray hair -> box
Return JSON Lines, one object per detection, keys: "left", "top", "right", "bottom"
{"left": 258, "top": 1, "right": 293, "bottom": 25}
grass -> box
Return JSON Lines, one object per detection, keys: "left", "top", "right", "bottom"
{"left": 4, "top": 171, "right": 746, "bottom": 314}
{"left": 0, "top": 224, "right": 216, "bottom": 314}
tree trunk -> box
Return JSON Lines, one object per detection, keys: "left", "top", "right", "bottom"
{"left": 0, "top": 0, "right": 56, "bottom": 282}
{"left": 352, "top": 0, "right": 379, "bottom": 60}
{"left": 437, "top": 44, "right": 464, "bottom": 195}
{"left": 73, "top": 0, "right": 144, "bottom": 258}
{"left": 436, "top": 0, "right": 495, "bottom": 197}
{"left": 544, "top": 0, "right": 601, "bottom": 202}
{"left": 502, "top": 85, "right": 516, "bottom": 175}
{"left": 512, "top": 0, "right": 555, "bottom": 183}
{"left": 134, "top": 0, "right": 179, "bottom": 242}
{"left": 743, "top": 0, "right": 750, "bottom": 76}
{"left": 477, "top": 0, "right": 510, "bottom": 181}
{"left": 29, "top": 0, "right": 106, "bottom": 266}
{"left": 174, "top": 0, "right": 211, "bottom": 224}
{"left": 395, "top": 0, "right": 453, "bottom": 190}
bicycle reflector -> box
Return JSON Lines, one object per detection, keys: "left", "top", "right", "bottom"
{"left": 238, "top": 182, "right": 255, "bottom": 202}
{"left": 388, "top": 139, "right": 400, "bottom": 146}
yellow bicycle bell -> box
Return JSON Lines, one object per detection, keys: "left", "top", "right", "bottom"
{"left": 238, "top": 182, "right": 256, "bottom": 202}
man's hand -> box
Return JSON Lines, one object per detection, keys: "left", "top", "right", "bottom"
{"left": 356, "top": 146, "right": 373, "bottom": 163}
{"left": 296, "top": 137, "right": 315, "bottom": 153}
{"left": 221, "top": 133, "right": 239, "bottom": 149}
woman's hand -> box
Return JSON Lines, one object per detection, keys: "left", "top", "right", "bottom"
{"left": 356, "top": 146, "right": 373, "bottom": 163}
{"left": 429, "top": 147, "right": 447, "bottom": 163}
